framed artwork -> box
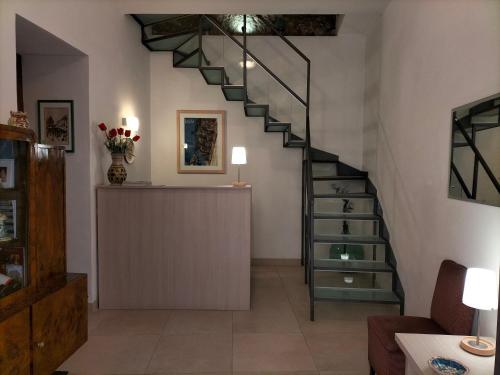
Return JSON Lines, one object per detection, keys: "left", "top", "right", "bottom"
{"left": 177, "top": 110, "right": 226, "bottom": 174}
{"left": 37, "top": 100, "right": 75, "bottom": 152}
{"left": 0, "top": 159, "right": 15, "bottom": 189}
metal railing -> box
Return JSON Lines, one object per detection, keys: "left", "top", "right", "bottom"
{"left": 196, "top": 14, "right": 315, "bottom": 319}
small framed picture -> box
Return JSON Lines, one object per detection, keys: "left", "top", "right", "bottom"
{"left": 177, "top": 110, "right": 226, "bottom": 174}
{"left": 38, "top": 100, "right": 75, "bottom": 152}
{"left": 0, "top": 159, "right": 15, "bottom": 189}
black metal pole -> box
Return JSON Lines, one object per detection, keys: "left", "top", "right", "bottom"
{"left": 243, "top": 15, "right": 247, "bottom": 105}
{"left": 198, "top": 16, "right": 203, "bottom": 68}
{"left": 471, "top": 123, "right": 479, "bottom": 199}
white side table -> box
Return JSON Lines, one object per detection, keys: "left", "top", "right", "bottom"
{"left": 395, "top": 333, "right": 495, "bottom": 375}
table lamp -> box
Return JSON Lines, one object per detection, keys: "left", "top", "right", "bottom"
{"left": 231, "top": 146, "right": 247, "bottom": 187}
{"left": 460, "top": 267, "right": 498, "bottom": 356}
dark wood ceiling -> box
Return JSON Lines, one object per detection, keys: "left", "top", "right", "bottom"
{"left": 135, "top": 14, "right": 339, "bottom": 37}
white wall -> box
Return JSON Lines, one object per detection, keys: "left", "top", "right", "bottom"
{"left": 0, "top": 0, "right": 151, "bottom": 302}
{"left": 0, "top": 0, "right": 383, "bottom": 300}
{"left": 150, "top": 35, "right": 366, "bottom": 259}
{"left": 363, "top": 0, "right": 500, "bottom": 336}
{"left": 22, "top": 54, "right": 92, "bottom": 280}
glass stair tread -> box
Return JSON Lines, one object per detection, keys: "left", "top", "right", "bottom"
{"left": 313, "top": 175, "right": 366, "bottom": 181}
{"left": 314, "top": 193, "right": 374, "bottom": 199}
{"left": 221, "top": 86, "right": 245, "bottom": 101}
{"left": 314, "top": 259, "right": 392, "bottom": 273}
{"left": 199, "top": 67, "right": 226, "bottom": 85}
{"left": 452, "top": 142, "right": 468, "bottom": 148}
{"left": 245, "top": 104, "right": 269, "bottom": 117}
{"left": 314, "top": 287, "right": 401, "bottom": 304}
{"left": 314, "top": 234, "right": 386, "bottom": 244}
{"left": 145, "top": 32, "right": 197, "bottom": 51}
{"left": 314, "top": 213, "right": 380, "bottom": 220}
{"left": 173, "top": 49, "right": 207, "bottom": 68}
{"left": 266, "top": 122, "right": 290, "bottom": 132}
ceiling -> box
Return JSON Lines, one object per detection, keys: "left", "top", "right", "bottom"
{"left": 16, "top": 15, "right": 85, "bottom": 56}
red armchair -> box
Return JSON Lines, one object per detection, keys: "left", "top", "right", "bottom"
{"left": 367, "top": 260, "right": 475, "bottom": 375}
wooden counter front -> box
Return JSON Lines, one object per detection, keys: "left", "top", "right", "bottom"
{"left": 97, "top": 185, "right": 251, "bottom": 310}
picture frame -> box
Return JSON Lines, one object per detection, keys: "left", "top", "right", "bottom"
{"left": 177, "top": 110, "right": 226, "bottom": 174}
{"left": 0, "top": 159, "right": 15, "bottom": 189}
{"left": 37, "top": 100, "right": 75, "bottom": 152}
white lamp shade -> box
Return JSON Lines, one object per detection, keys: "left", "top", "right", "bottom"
{"left": 462, "top": 268, "right": 498, "bottom": 310}
{"left": 231, "top": 146, "right": 247, "bottom": 165}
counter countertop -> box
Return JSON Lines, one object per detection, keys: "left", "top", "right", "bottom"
{"left": 97, "top": 184, "right": 252, "bottom": 190}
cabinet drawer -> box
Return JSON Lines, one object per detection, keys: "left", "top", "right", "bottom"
{"left": 32, "top": 275, "right": 87, "bottom": 375}
{"left": 0, "top": 308, "right": 30, "bottom": 375}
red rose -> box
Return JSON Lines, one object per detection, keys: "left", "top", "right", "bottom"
{"left": 109, "top": 129, "right": 117, "bottom": 138}
{"left": 125, "top": 130, "right": 131, "bottom": 137}
{"left": 98, "top": 123, "right": 107, "bottom": 131}
{"left": 118, "top": 128, "right": 124, "bottom": 135}
{"left": 132, "top": 135, "right": 140, "bottom": 142}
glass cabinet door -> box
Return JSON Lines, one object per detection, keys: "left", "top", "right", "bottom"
{"left": 0, "top": 139, "right": 29, "bottom": 298}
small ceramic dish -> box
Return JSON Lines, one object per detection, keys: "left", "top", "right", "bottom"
{"left": 428, "top": 357, "right": 469, "bottom": 375}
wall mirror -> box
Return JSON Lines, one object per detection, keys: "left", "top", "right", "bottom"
{"left": 449, "top": 93, "right": 500, "bottom": 207}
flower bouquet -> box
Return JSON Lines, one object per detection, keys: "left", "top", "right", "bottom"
{"left": 97, "top": 123, "right": 140, "bottom": 185}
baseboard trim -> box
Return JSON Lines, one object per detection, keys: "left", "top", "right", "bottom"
{"left": 252, "top": 258, "right": 301, "bottom": 266}
{"left": 88, "top": 301, "right": 98, "bottom": 312}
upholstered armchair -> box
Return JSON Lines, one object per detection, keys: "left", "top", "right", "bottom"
{"left": 367, "top": 260, "right": 475, "bottom": 375}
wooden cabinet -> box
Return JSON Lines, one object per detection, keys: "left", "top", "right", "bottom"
{"left": 0, "top": 125, "right": 87, "bottom": 375}
{"left": 32, "top": 276, "right": 87, "bottom": 375}
{"left": 0, "top": 308, "right": 30, "bottom": 374}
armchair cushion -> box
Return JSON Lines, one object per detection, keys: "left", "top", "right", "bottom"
{"left": 430, "top": 260, "right": 474, "bottom": 335}
{"left": 367, "top": 315, "right": 446, "bottom": 353}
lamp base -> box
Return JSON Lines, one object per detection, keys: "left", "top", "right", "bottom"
{"left": 232, "top": 181, "right": 248, "bottom": 187}
{"left": 460, "top": 336, "right": 496, "bottom": 356}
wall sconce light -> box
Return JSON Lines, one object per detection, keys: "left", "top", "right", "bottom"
{"left": 231, "top": 146, "right": 247, "bottom": 187}
{"left": 122, "top": 116, "right": 139, "bottom": 132}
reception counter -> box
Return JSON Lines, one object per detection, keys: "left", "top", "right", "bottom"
{"left": 97, "top": 185, "right": 251, "bottom": 310}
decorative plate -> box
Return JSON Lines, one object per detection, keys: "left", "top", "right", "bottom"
{"left": 428, "top": 357, "right": 469, "bottom": 375}
{"left": 124, "top": 139, "right": 135, "bottom": 164}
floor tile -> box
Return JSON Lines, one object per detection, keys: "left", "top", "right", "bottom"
{"left": 163, "top": 310, "right": 232, "bottom": 334}
{"left": 60, "top": 335, "right": 159, "bottom": 374}
{"left": 92, "top": 310, "right": 170, "bottom": 336}
{"left": 233, "top": 308, "right": 301, "bottom": 334}
{"left": 304, "top": 332, "right": 368, "bottom": 372}
{"left": 147, "top": 334, "right": 232, "bottom": 373}
{"left": 233, "top": 333, "right": 316, "bottom": 372}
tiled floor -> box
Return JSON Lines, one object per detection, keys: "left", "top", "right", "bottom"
{"left": 60, "top": 265, "right": 399, "bottom": 375}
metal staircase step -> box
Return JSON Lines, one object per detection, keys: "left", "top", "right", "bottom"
{"left": 314, "top": 259, "right": 393, "bottom": 273}
{"left": 313, "top": 175, "right": 366, "bottom": 181}
{"left": 245, "top": 103, "right": 268, "bottom": 117}
{"left": 314, "top": 287, "right": 401, "bottom": 304}
{"left": 221, "top": 85, "right": 245, "bottom": 101}
{"left": 144, "top": 32, "right": 197, "bottom": 51}
{"left": 199, "top": 67, "right": 226, "bottom": 85}
{"left": 173, "top": 49, "right": 208, "bottom": 68}
{"left": 266, "top": 122, "right": 290, "bottom": 132}
{"left": 314, "top": 193, "right": 374, "bottom": 199}
{"left": 314, "top": 213, "right": 380, "bottom": 220}
{"left": 314, "top": 234, "right": 386, "bottom": 244}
